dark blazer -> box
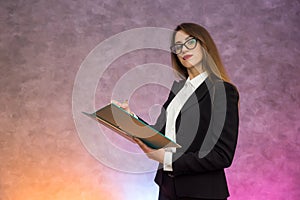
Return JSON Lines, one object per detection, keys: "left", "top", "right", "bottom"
{"left": 148, "top": 75, "right": 239, "bottom": 199}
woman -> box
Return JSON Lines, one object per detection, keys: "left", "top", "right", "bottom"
{"left": 114, "top": 23, "right": 239, "bottom": 200}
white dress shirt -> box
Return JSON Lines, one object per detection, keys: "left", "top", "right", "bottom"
{"left": 163, "top": 71, "right": 208, "bottom": 171}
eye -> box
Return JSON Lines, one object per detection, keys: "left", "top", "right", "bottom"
{"left": 170, "top": 44, "right": 182, "bottom": 54}
{"left": 174, "top": 45, "right": 181, "bottom": 51}
{"left": 187, "top": 39, "right": 196, "bottom": 46}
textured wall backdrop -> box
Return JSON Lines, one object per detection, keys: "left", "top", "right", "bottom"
{"left": 0, "top": 0, "right": 299, "bottom": 199}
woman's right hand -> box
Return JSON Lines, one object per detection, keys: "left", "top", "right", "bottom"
{"left": 111, "top": 99, "right": 134, "bottom": 115}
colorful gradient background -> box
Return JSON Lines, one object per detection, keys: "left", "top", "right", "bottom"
{"left": 1, "top": 0, "right": 299, "bottom": 199}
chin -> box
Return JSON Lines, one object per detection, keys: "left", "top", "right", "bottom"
{"left": 181, "top": 61, "right": 195, "bottom": 69}
{"left": 183, "top": 65, "right": 194, "bottom": 69}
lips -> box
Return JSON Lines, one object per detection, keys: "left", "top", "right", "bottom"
{"left": 183, "top": 54, "right": 193, "bottom": 60}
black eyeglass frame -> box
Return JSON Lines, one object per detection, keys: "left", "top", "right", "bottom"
{"left": 170, "top": 37, "right": 199, "bottom": 55}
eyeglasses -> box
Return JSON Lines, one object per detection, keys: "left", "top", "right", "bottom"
{"left": 170, "top": 37, "right": 198, "bottom": 54}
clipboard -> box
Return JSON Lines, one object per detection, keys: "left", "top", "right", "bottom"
{"left": 83, "top": 103, "right": 181, "bottom": 149}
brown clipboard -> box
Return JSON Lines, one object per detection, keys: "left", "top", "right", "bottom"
{"left": 83, "top": 103, "right": 181, "bottom": 149}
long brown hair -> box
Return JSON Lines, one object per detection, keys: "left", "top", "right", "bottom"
{"left": 171, "top": 23, "right": 231, "bottom": 83}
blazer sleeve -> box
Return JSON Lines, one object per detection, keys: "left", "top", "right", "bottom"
{"left": 172, "top": 82, "right": 239, "bottom": 176}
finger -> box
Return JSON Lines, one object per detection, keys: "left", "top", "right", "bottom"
{"left": 133, "top": 137, "right": 144, "bottom": 146}
{"left": 133, "top": 138, "right": 151, "bottom": 151}
{"left": 132, "top": 137, "right": 140, "bottom": 144}
{"left": 133, "top": 138, "right": 145, "bottom": 146}
{"left": 121, "top": 101, "right": 129, "bottom": 108}
{"left": 135, "top": 139, "right": 155, "bottom": 153}
{"left": 112, "top": 100, "right": 130, "bottom": 111}
{"left": 111, "top": 99, "right": 121, "bottom": 106}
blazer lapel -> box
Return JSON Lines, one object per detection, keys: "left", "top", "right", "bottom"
{"left": 173, "top": 80, "right": 185, "bottom": 94}
{"left": 163, "top": 80, "right": 185, "bottom": 109}
{"left": 180, "top": 77, "right": 215, "bottom": 113}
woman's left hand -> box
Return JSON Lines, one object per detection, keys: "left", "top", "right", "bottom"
{"left": 133, "top": 137, "right": 165, "bottom": 163}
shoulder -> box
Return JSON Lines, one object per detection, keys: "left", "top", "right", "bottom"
{"left": 174, "top": 79, "right": 186, "bottom": 86}
{"left": 209, "top": 76, "right": 239, "bottom": 100}
{"left": 221, "top": 81, "right": 239, "bottom": 94}
{"left": 170, "top": 79, "right": 185, "bottom": 93}
{"left": 208, "top": 74, "right": 238, "bottom": 91}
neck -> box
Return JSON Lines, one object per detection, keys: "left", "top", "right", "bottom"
{"left": 187, "top": 65, "right": 204, "bottom": 80}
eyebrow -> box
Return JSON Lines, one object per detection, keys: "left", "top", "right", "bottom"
{"left": 175, "top": 36, "right": 193, "bottom": 44}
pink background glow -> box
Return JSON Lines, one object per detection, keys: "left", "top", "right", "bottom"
{"left": 0, "top": 0, "right": 299, "bottom": 199}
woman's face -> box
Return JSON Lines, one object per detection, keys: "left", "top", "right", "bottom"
{"left": 173, "top": 30, "right": 203, "bottom": 69}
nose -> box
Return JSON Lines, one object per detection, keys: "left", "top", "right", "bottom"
{"left": 181, "top": 45, "right": 189, "bottom": 54}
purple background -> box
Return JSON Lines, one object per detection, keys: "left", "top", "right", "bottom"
{"left": 1, "top": 0, "right": 299, "bottom": 199}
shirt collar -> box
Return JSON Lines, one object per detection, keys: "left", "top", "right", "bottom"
{"left": 186, "top": 71, "right": 208, "bottom": 89}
